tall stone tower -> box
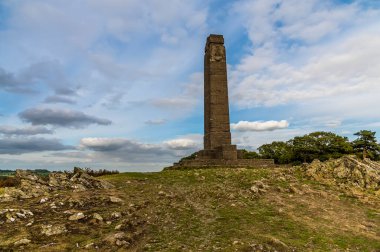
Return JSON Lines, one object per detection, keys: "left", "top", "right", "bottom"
{"left": 168, "top": 34, "right": 274, "bottom": 169}
{"left": 202, "top": 34, "right": 237, "bottom": 160}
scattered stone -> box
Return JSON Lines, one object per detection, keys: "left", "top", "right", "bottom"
{"left": 109, "top": 196, "right": 123, "bottom": 203}
{"left": 16, "top": 212, "right": 26, "bottom": 219}
{"left": 111, "top": 212, "right": 122, "bottom": 219}
{"left": 116, "top": 239, "right": 129, "bottom": 246}
{"left": 250, "top": 186, "right": 259, "bottom": 193}
{"left": 50, "top": 202, "right": 57, "bottom": 209}
{"left": 103, "top": 232, "right": 128, "bottom": 246}
{"left": 289, "top": 185, "right": 301, "bottom": 194}
{"left": 232, "top": 240, "right": 240, "bottom": 245}
{"left": 84, "top": 243, "right": 95, "bottom": 249}
{"left": 40, "top": 197, "right": 49, "bottom": 203}
{"left": 256, "top": 181, "right": 266, "bottom": 189}
{"left": 69, "top": 212, "right": 85, "bottom": 221}
{"left": 93, "top": 213, "right": 103, "bottom": 222}
{"left": 0, "top": 208, "right": 34, "bottom": 223}
{"left": 158, "top": 191, "right": 165, "bottom": 196}
{"left": 267, "top": 236, "right": 289, "bottom": 250}
{"left": 14, "top": 238, "right": 31, "bottom": 246}
{"left": 278, "top": 176, "right": 286, "bottom": 182}
{"left": 41, "top": 224, "right": 67, "bottom": 236}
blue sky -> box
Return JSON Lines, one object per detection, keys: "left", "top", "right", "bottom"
{"left": 1, "top": 0, "right": 380, "bottom": 171}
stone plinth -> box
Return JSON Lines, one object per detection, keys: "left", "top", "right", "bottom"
{"left": 169, "top": 158, "right": 275, "bottom": 170}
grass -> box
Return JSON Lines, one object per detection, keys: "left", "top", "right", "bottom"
{"left": 1, "top": 167, "right": 379, "bottom": 251}
{"left": 102, "top": 168, "right": 380, "bottom": 251}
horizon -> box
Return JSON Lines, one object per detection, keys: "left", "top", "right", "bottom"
{"left": 1, "top": 0, "right": 380, "bottom": 171}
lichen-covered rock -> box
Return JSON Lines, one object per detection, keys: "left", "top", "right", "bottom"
{"left": 68, "top": 212, "right": 85, "bottom": 221}
{"left": 40, "top": 224, "right": 67, "bottom": 236}
{"left": 0, "top": 208, "right": 33, "bottom": 224}
{"left": 14, "top": 238, "right": 31, "bottom": 246}
{"left": 305, "top": 155, "right": 380, "bottom": 192}
{"left": 109, "top": 196, "right": 123, "bottom": 203}
{"left": 0, "top": 169, "right": 115, "bottom": 202}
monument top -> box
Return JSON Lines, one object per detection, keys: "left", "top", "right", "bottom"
{"left": 206, "top": 34, "right": 224, "bottom": 51}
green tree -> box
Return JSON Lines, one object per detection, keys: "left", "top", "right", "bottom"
{"left": 352, "top": 130, "right": 380, "bottom": 159}
{"left": 290, "top": 135, "right": 319, "bottom": 163}
{"left": 240, "top": 150, "right": 260, "bottom": 159}
{"left": 308, "top": 131, "right": 353, "bottom": 160}
{"left": 258, "top": 141, "right": 293, "bottom": 164}
{"left": 290, "top": 131, "right": 352, "bottom": 163}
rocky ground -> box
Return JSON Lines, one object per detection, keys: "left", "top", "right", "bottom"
{"left": 0, "top": 156, "right": 379, "bottom": 251}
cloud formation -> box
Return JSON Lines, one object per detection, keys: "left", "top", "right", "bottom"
{"left": 44, "top": 95, "right": 77, "bottom": 104}
{"left": 0, "top": 126, "right": 53, "bottom": 136}
{"left": 164, "top": 138, "right": 198, "bottom": 150}
{"left": 19, "top": 108, "right": 112, "bottom": 128}
{"left": 230, "top": 0, "right": 380, "bottom": 112}
{"left": 79, "top": 137, "right": 174, "bottom": 162}
{"left": 0, "top": 61, "right": 77, "bottom": 95}
{"left": 80, "top": 138, "right": 168, "bottom": 154}
{"left": 144, "top": 119, "right": 166, "bottom": 125}
{"left": 231, "top": 120, "right": 289, "bottom": 132}
{"left": 0, "top": 137, "right": 73, "bottom": 154}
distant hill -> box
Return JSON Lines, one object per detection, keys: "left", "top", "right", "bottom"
{"left": 0, "top": 169, "right": 50, "bottom": 177}
{"left": 0, "top": 157, "right": 379, "bottom": 251}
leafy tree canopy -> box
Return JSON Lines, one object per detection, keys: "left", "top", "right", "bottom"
{"left": 352, "top": 130, "right": 380, "bottom": 159}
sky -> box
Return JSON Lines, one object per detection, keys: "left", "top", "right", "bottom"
{"left": 0, "top": 0, "right": 380, "bottom": 171}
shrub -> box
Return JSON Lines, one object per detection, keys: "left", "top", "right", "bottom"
{"left": 74, "top": 167, "right": 119, "bottom": 177}
{"left": 0, "top": 176, "right": 20, "bottom": 188}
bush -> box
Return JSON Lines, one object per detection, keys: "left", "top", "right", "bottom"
{"left": 179, "top": 152, "right": 198, "bottom": 162}
{"left": 74, "top": 167, "right": 119, "bottom": 177}
{"left": 0, "top": 176, "right": 20, "bottom": 188}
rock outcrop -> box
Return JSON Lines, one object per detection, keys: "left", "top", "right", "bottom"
{"left": 304, "top": 155, "right": 380, "bottom": 194}
{"left": 0, "top": 169, "right": 114, "bottom": 202}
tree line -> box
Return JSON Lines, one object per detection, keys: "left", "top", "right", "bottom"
{"left": 244, "top": 130, "right": 380, "bottom": 164}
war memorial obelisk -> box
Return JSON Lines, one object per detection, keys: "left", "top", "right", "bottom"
{"left": 170, "top": 34, "right": 274, "bottom": 168}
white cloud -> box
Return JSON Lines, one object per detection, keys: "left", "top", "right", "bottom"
{"left": 79, "top": 137, "right": 175, "bottom": 163}
{"left": 145, "top": 119, "right": 166, "bottom": 125}
{"left": 232, "top": 27, "right": 380, "bottom": 109}
{"left": 0, "top": 125, "right": 53, "bottom": 136}
{"left": 231, "top": 120, "right": 289, "bottom": 132}
{"left": 230, "top": 0, "right": 380, "bottom": 130}
{"left": 164, "top": 138, "right": 198, "bottom": 150}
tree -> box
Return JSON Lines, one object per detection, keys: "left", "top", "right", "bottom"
{"left": 290, "top": 135, "right": 319, "bottom": 163}
{"left": 308, "top": 131, "right": 353, "bottom": 160}
{"left": 290, "top": 132, "right": 352, "bottom": 163}
{"left": 240, "top": 150, "right": 261, "bottom": 159}
{"left": 258, "top": 141, "right": 293, "bottom": 164}
{"left": 352, "top": 130, "right": 380, "bottom": 159}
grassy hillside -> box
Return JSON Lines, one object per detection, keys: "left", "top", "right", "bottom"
{"left": 1, "top": 166, "right": 379, "bottom": 251}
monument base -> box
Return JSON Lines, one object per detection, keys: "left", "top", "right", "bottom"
{"left": 166, "top": 146, "right": 275, "bottom": 170}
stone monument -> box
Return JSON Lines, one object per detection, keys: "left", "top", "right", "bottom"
{"left": 169, "top": 34, "right": 274, "bottom": 169}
